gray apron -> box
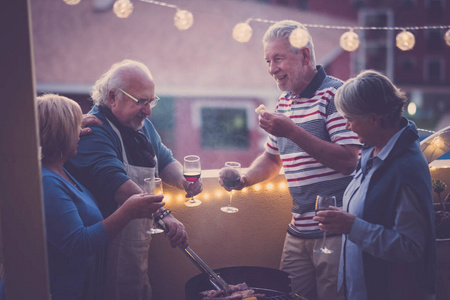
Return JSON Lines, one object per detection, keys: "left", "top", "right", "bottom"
{"left": 104, "top": 120, "right": 157, "bottom": 300}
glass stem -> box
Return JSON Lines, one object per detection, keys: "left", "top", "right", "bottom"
{"left": 321, "top": 232, "right": 327, "bottom": 249}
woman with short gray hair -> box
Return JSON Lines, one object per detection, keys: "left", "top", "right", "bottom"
{"left": 314, "top": 70, "right": 436, "bottom": 300}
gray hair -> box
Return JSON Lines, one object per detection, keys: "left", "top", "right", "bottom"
{"left": 335, "top": 70, "right": 407, "bottom": 128}
{"left": 91, "top": 59, "right": 153, "bottom": 107}
{"left": 262, "top": 20, "right": 316, "bottom": 65}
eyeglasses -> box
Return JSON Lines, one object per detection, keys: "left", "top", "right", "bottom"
{"left": 118, "top": 88, "right": 160, "bottom": 108}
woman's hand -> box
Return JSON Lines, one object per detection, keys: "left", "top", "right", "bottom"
{"left": 313, "top": 206, "right": 356, "bottom": 234}
{"left": 122, "top": 194, "right": 165, "bottom": 220}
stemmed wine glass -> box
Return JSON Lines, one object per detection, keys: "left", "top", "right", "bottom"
{"left": 143, "top": 177, "right": 165, "bottom": 234}
{"left": 314, "top": 195, "right": 337, "bottom": 254}
{"left": 220, "top": 162, "right": 241, "bottom": 213}
{"left": 183, "top": 155, "right": 202, "bottom": 207}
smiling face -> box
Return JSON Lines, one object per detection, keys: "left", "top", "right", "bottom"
{"left": 109, "top": 72, "right": 156, "bottom": 130}
{"left": 264, "top": 38, "right": 314, "bottom": 95}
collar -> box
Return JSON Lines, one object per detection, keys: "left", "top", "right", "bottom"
{"left": 362, "top": 118, "right": 412, "bottom": 163}
{"left": 286, "top": 65, "right": 325, "bottom": 99}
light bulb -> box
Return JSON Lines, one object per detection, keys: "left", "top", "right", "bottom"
{"left": 340, "top": 30, "right": 360, "bottom": 52}
{"left": 407, "top": 102, "right": 417, "bottom": 115}
{"left": 396, "top": 30, "right": 415, "bottom": 51}
{"left": 432, "top": 137, "right": 445, "bottom": 149}
{"left": 445, "top": 29, "right": 450, "bottom": 47}
{"left": 113, "top": 0, "right": 133, "bottom": 18}
{"left": 64, "top": 0, "right": 81, "bottom": 5}
{"left": 174, "top": 9, "right": 193, "bottom": 31}
{"left": 232, "top": 22, "right": 253, "bottom": 43}
{"left": 289, "top": 27, "right": 309, "bottom": 49}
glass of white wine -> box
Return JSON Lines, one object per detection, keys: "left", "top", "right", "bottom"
{"left": 220, "top": 162, "right": 241, "bottom": 213}
{"left": 314, "top": 195, "right": 336, "bottom": 254}
{"left": 143, "top": 177, "right": 165, "bottom": 234}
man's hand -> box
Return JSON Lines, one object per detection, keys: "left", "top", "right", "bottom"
{"left": 218, "top": 169, "right": 248, "bottom": 191}
{"left": 162, "top": 214, "right": 189, "bottom": 248}
{"left": 183, "top": 178, "right": 203, "bottom": 198}
{"left": 313, "top": 206, "right": 356, "bottom": 234}
{"left": 80, "top": 114, "right": 103, "bottom": 136}
{"left": 258, "top": 111, "right": 297, "bottom": 139}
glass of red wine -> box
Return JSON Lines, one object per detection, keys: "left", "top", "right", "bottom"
{"left": 220, "top": 161, "right": 241, "bottom": 213}
{"left": 183, "top": 155, "right": 202, "bottom": 207}
{"left": 143, "top": 177, "right": 165, "bottom": 234}
{"left": 314, "top": 195, "right": 336, "bottom": 254}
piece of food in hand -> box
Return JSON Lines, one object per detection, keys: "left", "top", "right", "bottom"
{"left": 254, "top": 104, "right": 266, "bottom": 114}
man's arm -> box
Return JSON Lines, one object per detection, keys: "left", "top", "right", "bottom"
{"left": 259, "top": 111, "right": 359, "bottom": 175}
{"left": 244, "top": 151, "right": 283, "bottom": 186}
{"left": 114, "top": 179, "right": 142, "bottom": 205}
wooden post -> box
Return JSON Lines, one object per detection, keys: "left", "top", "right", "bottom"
{"left": 0, "top": 0, "right": 50, "bottom": 299}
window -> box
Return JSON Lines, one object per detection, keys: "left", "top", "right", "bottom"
{"left": 426, "top": 29, "right": 443, "bottom": 50}
{"left": 424, "top": 57, "right": 444, "bottom": 83}
{"left": 201, "top": 107, "right": 249, "bottom": 150}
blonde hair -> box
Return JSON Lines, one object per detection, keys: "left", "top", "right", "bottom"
{"left": 37, "top": 94, "right": 82, "bottom": 161}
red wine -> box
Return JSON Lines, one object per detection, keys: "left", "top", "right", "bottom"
{"left": 223, "top": 177, "right": 240, "bottom": 188}
{"left": 184, "top": 172, "right": 200, "bottom": 182}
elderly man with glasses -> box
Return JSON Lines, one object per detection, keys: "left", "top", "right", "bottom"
{"left": 66, "top": 59, "right": 202, "bottom": 300}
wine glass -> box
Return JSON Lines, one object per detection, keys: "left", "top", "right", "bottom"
{"left": 143, "top": 177, "right": 165, "bottom": 234}
{"left": 183, "top": 155, "right": 202, "bottom": 207}
{"left": 314, "top": 195, "right": 337, "bottom": 254}
{"left": 220, "top": 162, "right": 241, "bottom": 213}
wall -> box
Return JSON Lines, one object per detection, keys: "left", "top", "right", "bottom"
{"left": 148, "top": 172, "right": 292, "bottom": 300}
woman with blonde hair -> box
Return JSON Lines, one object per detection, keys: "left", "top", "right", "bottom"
{"left": 1, "top": 94, "right": 165, "bottom": 300}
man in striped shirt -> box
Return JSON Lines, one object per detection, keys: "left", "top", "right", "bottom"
{"left": 220, "top": 20, "right": 360, "bottom": 300}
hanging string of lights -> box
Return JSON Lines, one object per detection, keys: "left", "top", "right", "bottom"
{"left": 64, "top": 0, "right": 450, "bottom": 51}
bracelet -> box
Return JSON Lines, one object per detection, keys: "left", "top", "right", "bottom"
{"left": 154, "top": 209, "right": 171, "bottom": 221}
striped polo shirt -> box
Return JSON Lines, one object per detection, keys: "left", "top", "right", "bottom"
{"left": 264, "top": 66, "right": 361, "bottom": 238}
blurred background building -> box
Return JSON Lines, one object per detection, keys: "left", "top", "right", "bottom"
{"left": 31, "top": 0, "right": 450, "bottom": 168}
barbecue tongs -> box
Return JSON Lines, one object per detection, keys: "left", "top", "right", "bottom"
{"left": 156, "top": 218, "right": 231, "bottom": 294}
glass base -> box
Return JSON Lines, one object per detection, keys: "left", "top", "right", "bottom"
{"left": 185, "top": 198, "right": 202, "bottom": 207}
{"left": 147, "top": 228, "right": 164, "bottom": 234}
{"left": 221, "top": 206, "right": 238, "bottom": 213}
{"left": 314, "top": 247, "right": 334, "bottom": 254}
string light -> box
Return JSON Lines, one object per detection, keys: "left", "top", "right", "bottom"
{"left": 432, "top": 136, "right": 445, "bottom": 149}
{"left": 445, "top": 29, "right": 450, "bottom": 47}
{"left": 174, "top": 9, "right": 194, "bottom": 30}
{"left": 340, "top": 29, "right": 360, "bottom": 52}
{"left": 72, "top": 0, "right": 450, "bottom": 51}
{"left": 289, "top": 27, "right": 309, "bottom": 49}
{"left": 141, "top": 0, "right": 193, "bottom": 31}
{"left": 63, "top": 0, "right": 81, "bottom": 5}
{"left": 113, "top": 0, "right": 133, "bottom": 19}
{"left": 232, "top": 21, "right": 253, "bottom": 43}
{"left": 396, "top": 30, "right": 415, "bottom": 51}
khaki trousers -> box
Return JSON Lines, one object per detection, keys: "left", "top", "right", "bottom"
{"left": 280, "top": 233, "right": 345, "bottom": 300}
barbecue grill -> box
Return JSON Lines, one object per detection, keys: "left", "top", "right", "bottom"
{"left": 156, "top": 219, "right": 301, "bottom": 299}
{"left": 185, "top": 266, "right": 294, "bottom": 300}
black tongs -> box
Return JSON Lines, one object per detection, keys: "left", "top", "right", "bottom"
{"left": 156, "top": 219, "right": 231, "bottom": 293}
